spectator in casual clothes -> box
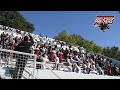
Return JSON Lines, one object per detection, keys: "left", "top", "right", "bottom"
{"left": 96, "top": 64, "right": 104, "bottom": 75}
{"left": 13, "top": 35, "right": 34, "bottom": 79}
{"left": 41, "top": 53, "right": 49, "bottom": 63}
{"left": 63, "top": 48, "right": 69, "bottom": 62}
{"left": 115, "top": 67, "right": 120, "bottom": 76}
{"left": 89, "top": 61, "right": 98, "bottom": 74}
{"left": 53, "top": 53, "right": 60, "bottom": 70}
{"left": 50, "top": 48, "right": 56, "bottom": 62}
{"left": 1, "top": 32, "right": 6, "bottom": 49}
{"left": 58, "top": 49, "right": 63, "bottom": 63}
{"left": 106, "top": 63, "right": 113, "bottom": 76}
{"left": 112, "top": 64, "right": 117, "bottom": 76}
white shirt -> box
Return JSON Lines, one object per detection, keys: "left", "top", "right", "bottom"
{"left": 87, "top": 62, "right": 91, "bottom": 68}
{"left": 54, "top": 54, "right": 59, "bottom": 64}
{"left": 81, "top": 49, "right": 85, "bottom": 53}
{"left": 42, "top": 56, "right": 49, "bottom": 63}
{"left": 91, "top": 64, "right": 96, "bottom": 71}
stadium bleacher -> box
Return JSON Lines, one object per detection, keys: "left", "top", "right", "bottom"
{"left": 0, "top": 25, "right": 120, "bottom": 79}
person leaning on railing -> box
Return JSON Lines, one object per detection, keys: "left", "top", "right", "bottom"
{"left": 13, "top": 34, "right": 34, "bottom": 79}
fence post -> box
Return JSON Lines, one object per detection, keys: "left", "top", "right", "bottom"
{"left": 32, "top": 54, "right": 37, "bottom": 79}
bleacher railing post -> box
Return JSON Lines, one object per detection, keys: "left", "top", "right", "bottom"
{"left": 32, "top": 54, "right": 37, "bottom": 79}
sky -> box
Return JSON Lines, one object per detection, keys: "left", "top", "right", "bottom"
{"left": 20, "top": 11, "right": 120, "bottom": 48}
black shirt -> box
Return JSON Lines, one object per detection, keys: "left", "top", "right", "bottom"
{"left": 14, "top": 37, "right": 34, "bottom": 53}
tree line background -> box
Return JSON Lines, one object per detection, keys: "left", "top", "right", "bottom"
{"left": 53, "top": 30, "right": 120, "bottom": 61}
{"left": 0, "top": 11, "right": 34, "bottom": 33}
{"left": 0, "top": 11, "right": 120, "bottom": 61}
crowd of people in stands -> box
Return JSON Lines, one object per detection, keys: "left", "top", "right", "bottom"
{"left": 0, "top": 25, "right": 120, "bottom": 77}
{"left": 0, "top": 32, "right": 22, "bottom": 50}
{"left": 35, "top": 41, "right": 120, "bottom": 76}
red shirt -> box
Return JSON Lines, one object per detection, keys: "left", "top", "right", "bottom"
{"left": 34, "top": 49, "right": 39, "bottom": 55}
{"left": 51, "top": 51, "right": 55, "bottom": 62}
{"left": 59, "top": 52, "right": 63, "bottom": 63}
{"left": 107, "top": 66, "right": 112, "bottom": 75}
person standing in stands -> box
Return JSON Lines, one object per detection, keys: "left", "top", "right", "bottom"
{"left": 53, "top": 53, "right": 60, "bottom": 70}
{"left": 47, "top": 46, "right": 52, "bottom": 60}
{"left": 13, "top": 35, "right": 34, "bottom": 79}
{"left": 106, "top": 62, "right": 112, "bottom": 76}
{"left": 64, "top": 48, "right": 69, "bottom": 62}
{"left": 34, "top": 43, "right": 40, "bottom": 56}
{"left": 1, "top": 32, "right": 6, "bottom": 49}
{"left": 51, "top": 48, "right": 55, "bottom": 62}
{"left": 58, "top": 49, "right": 63, "bottom": 63}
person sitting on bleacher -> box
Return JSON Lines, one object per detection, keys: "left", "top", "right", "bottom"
{"left": 41, "top": 53, "right": 49, "bottom": 63}
{"left": 36, "top": 53, "right": 49, "bottom": 71}
{"left": 96, "top": 64, "right": 104, "bottom": 75}
{"left": 89, "top": 61, "right": 98, "bottom": 75}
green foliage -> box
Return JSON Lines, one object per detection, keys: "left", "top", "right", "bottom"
{"left": 0, "top": 11, "right": 35, "bottom": 33}
{"left": 54, "top": 30, "right": 103, "bottom": 53}
{"left": 54, "top": 30, "right": 69, "bottom": 42}
{"left": 68, "top": 34, "right": 79, "bottom": 45}
{"left": 93, "top": 45, "right": 103, "bottom": 54}
{"left": 102, "top": 46, "right": 120, "bottom": 61}
{"left": 83, "top": 40, "right": 94, "bottom": 51}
